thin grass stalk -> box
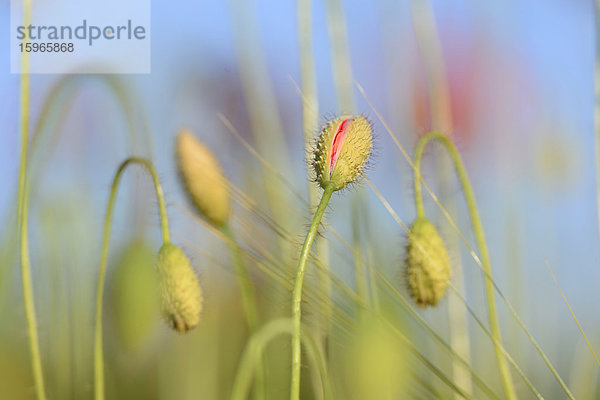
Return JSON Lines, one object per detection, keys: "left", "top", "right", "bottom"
{"left": 324, "top": 0, "right": 373, "bottom": 321}
{"left": 221, "top": 224, "right": 266, "bottom": 400}
{"left": 180, "top": 180, "right": 497, "bottom": 399}
{"left": 351, "top": 199, "right": 369, "bottom": 309}
{"left": 300, "top": 221, "right": 495, "bottom": 398}
{"left": 222, "top": 224, "right": 259, "bottom": 328}
{"left": 219, "top": 222, "right": 474, "bottom": 400}
{"left": 545, "top": 261, "right": 600, "bottom": 368}
{"left": 228, "top": 0, "right": 290, "bottom": 171}
{"left": 16, "top": 0, "right": 47, "bottom": 397}
{"left": 308, "top": 253, "right": 497, "bottom": 399}
{"left": 187, "top": 181, "right": 477, "bottom": 399}
{"left": 365, "top": 272, "right": 500, "bottom": 399}
{"left": 569, "top": 339, "right": 600, "bottom": 399}
{"left": 297, "top": 0, "right": 332, "bottom": 345}
{"left": 228, "top": 0, "right": 296, "bottom": 268}
{"left": 94, "top": 157, "right": 170, "bottom": 400}
{"left": 377, "top": 315, "right": 475, "bottom": 400}
{"left": 445, "top": 220, "right": 473, "bottom": 396}
{"left": 444, "top": 284, "right": 543, "bottom": 400}
{"left": 409, "top": 0, "right": 452, "bottom": 132}
{"left": 297, "top": 0, "right": 319, "bottom": 150}
{"left": 324, "top": 0, "right": 356, "bottom": 113}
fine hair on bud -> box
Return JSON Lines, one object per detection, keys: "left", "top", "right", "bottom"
{"left": 157, "top": 242, "right": 203, "bottom": 333}
{"left": 404, "top": 218, "right": 451, "bottom": 307}
{"left": 176, "top": 130, "right": 231, "bottom": 228}
{"left": 313, "top": 115, "right": 373, "bottom": 191}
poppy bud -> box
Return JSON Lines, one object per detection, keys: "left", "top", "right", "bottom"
{"left": 176, "top": 130, "right": 231, "bottom": 227}
{"left": 314, "top": 115, "right": 373, "bottom": 191}
{"left": 157, "top": 242, "right": 203, "bottom": 332}
{"left": 405, "top": 218, "right": 451, "bottom": 307}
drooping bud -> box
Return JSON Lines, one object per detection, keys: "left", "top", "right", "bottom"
{"left": 176, "top": 130, "right": 231, "bottom": 228}
{"left": 404, "top": 218, "right": 451, "bottom": 307}
{"left": 157, "top": 242, "right": 203, "bottom": 332}
{"left": 314, "top": 115, "right": 373, "bottom": 191}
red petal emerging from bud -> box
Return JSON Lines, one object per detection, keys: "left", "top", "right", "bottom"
{"left": 314, "top": 114, "right": 373, "bottom": 191}
{"left": 329, "top": 118, "right": 352, "bottom": 177}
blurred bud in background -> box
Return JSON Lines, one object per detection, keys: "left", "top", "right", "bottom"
{"left": 109, "top": 240, "right": 160, "bottom": 351}
{"left": 343, "top": 313, "right": 408, "bottom": 400}
{"left": 533, "top": 126, "right": 581, "bottom": 194}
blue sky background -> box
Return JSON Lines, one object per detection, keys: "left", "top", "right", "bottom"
{"left": 0, "top": 0, "right": 598, "bottom": 367}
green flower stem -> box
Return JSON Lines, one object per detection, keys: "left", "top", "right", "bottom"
{"left": 290, "top": 184, "right": 334, "bottom": 400}
{"left": 16, "top": 0, "right": 47, "bottom": 398}
{"left": 221, "top": 224, "right": 265, "bottom": 400}
{"left": 233, "top": 318, "right": 331, "bottom": 400}
{"left": 19, "top": 183, "right": 46, "bottom": 400}
{"left": 413, "top": 132, "right": 517, "bottom": 400}
{"left": 94, "top": 157, "right": 170, "bottom": 400}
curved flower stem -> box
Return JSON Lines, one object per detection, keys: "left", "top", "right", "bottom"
{"left": 19, "top": 178, "right": 46, "bottom": 400}
{"left": 290, "top": 184, "right": 335, "bottom": 400}
{"left": 94, "top": 157, "right": 170, "bottom": 400}
{"left": 221, "top": 224, "right": 266, "bottom": 400}
{"left": 16, "top": 0, "right": 47, "bottom": 397}
{"left": 233, "top": 318, "right": 331, "bottom": 400}
{"left": 413, "top": 139, "right": 427, "bottom": 220}
{"left": 413, "top": 132, "right": 517, "bottom": 400}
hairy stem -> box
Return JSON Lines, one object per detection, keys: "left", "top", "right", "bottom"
{"left": 290, "top": 184, "right": 334, "bottom": 400}
{"left": 414, "top": 132, "right": 517, "bottom": 400}
{"left": 94, "top": 157, "right": 170, "bottom": 400}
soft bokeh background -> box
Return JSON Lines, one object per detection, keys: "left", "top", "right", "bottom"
{"left": 0, "top": 0, "right": 598, "bottom": 399}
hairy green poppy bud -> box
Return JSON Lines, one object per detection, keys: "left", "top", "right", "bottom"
{"left": 314, "top": 115, "right": 373, "bottom": 191}
{"left": 157, "top": 242, "right": 203, "bottom": 332}
{"left": 405, "top": 218, "right": 451, "bottom": 307}
{"left": 176, "top": 130, "right": 231, "bottom": 228}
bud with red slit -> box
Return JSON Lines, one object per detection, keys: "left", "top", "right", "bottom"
{"left": 314, "top": 115, "right": 373, "bottom": 191}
